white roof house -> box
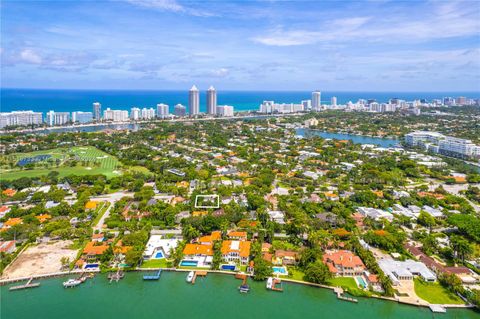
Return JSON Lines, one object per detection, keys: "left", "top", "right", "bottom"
{"left": 267, "top": 210, "right": 285, "bottom": 224}
{"left": 143, "top": 235, "right": 179, "bottom": 259}
{"left": 357, "top": 207, "right": 393, "bottom": 221}
{"left": 379, "top": 259, "right": 436, "bottom": 286}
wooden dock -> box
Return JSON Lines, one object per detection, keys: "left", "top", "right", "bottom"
{"left": 191, "top": 271, "right": 207, "bottom": 284}
{"left": 108, "top": 270, "right": 124, "bottom": 283}
{"left": 333, "top": 287, "right": 358, "bottom": 303}
{"left": 270, "top": 278, "right": 283, "bottom": 292}
{"left": 9, "top": 277, "right": 40, "bottom": 291}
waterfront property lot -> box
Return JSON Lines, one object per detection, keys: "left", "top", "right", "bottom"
{"left": 1, "top": 241, "right": 78, "bottom": 280}
{"left": 328, "top": 277, "right": 367, "bottom": 296}
{"left": 140, "top": 259, "right": 171, "bottom": 268}
{"left": 0, "top": 146, "right": 122, "bottom": 179}
{"left": 413, "top": 278, "right": 464, "bottom": 305}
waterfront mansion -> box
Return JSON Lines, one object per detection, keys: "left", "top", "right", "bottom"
{"left": 221, "top": 240, "right": 251, "bottom": 265}
{"left": 323, "top": 250, "right": 366, "bottom": 276}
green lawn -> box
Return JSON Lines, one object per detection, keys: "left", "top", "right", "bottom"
{"left": 0, "top": 146, "right": 126, "bottom": 179}
{"left": 140, "top": 259, "right": 171, "bottom": 268}
{"left": 328, "top": 277, "right": 369, "bottom": 297}
{"left": 288, "top": 268, "right": 305, "bottom": 281}
{"left": 413, "top": 278, "right": 464, "bottom": 305}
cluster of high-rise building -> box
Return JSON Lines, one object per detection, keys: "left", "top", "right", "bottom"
{"left": 405, "top": 131, "right": 480, "bottom": 159}
{"left": 0, "top": 111, "right": 43, "bottom": 128}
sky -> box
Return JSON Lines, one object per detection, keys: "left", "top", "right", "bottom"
{"left": 1, "top": 0, "right": 480, "bottom": 91}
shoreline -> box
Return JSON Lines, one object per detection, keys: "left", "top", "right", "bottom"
{"left": 1, "top": 268, "right": 475, "bottom": 311}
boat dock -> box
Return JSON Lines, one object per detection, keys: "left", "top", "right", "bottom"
{"left": 266, "top": 277, "right": 283, "bottom": 292}
{"left": 143, "top": 269, "right": 162, "bottom": 280}
{"left": 9, "top": 277, "right": 40, "bottom": 291}
{"left": 333, "top": 287, "right": 358, "bottom": 303}
{"left": 191, "top": 271, "right": 207, "bottom": 284}
{"left": 108, "top": 270, "right": 124, "bottom": 283}
{"left": 429, "top": 305, "right": 447, "bottom": 313}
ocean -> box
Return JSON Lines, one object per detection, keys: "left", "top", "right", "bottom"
{"left": 1, "top": 272, "right": 478, "bottom": 319}
{"left": 1, "top": 88, "right": 479, "bottom": 115}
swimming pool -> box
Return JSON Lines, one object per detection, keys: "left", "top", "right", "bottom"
{"left": 220, "top": 264, "right": 236, "bottom": 271}
{"left": 356, "top": 276, "right": 367, "bottom": 288}
{"left": 180, "top": 260, "right": 198, "bottom": 267}
{"left": 155, "top": 251, "right": 164, "bottom": 259}
{"left": 272, "top": 266, "right": 288, "bottom": 275}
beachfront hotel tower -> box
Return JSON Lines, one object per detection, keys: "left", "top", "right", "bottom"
{"left": 189, "top": 85, "right": 200, "bottom": 116}
{"left": 93, "top": 102, "right": 102, "bottom": 121}
{"left": 312, "top": 91, "right": 321, "bottom": 110}
{"left": 206, "top": 86, "right": 217, "bottom": 115}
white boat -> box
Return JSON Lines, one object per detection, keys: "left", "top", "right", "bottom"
{"left": 186, "top": 271, "right": 195, "bottom": 283}
{"left": 266, "top": 277, "right": 273, "bottom": 289}
{"left": 63, "top": 278, "right": 82, "bottom": 288}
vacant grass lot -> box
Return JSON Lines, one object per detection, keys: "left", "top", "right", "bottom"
{"left": 413, "top": 278, "right": 464, "bottom": 305}
{"left": 1, "top": 146, "right": 124, "bottom": 179}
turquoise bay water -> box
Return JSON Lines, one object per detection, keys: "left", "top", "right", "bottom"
{"left": 296, "top": 128, "right": 398, "bottom": 147}
{"left": 1, "top": 272, "right": 477, "bottom": 319}
{"left": 2, "top": 89, "right": 479, "bottom": 114}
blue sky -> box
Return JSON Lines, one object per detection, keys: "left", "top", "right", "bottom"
{"left": 1, "top": 0, "right": 479, "bottom": 91}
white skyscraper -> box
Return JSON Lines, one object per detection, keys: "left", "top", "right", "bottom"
{"left": 189, "top": 85, "right": 200, "bottom": 116}
{"left": 130, "top": 107, "right": 140, "bottom": 120}
{"left": 46, "top": 110, "right": 55, "bottom": 126}
{"left": 206, "top": 86, "right": 217, "bottom": 115}
{"left": 312, "top": 91, "right": 321, "bottom": 110}
{"left": 93, "top": 102, "right": 102, "bottom": 121}
{"left": 157, "top": 103, "right": 169, "bottom": 118}
{"left": 46, "top": 111, "right": 70, "bottom": 126}
{"left": 331, "top": 96, "right": 337, "bottom": 106}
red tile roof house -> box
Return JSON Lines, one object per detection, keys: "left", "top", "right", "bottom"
{"left": 0, "top": 240, "right": 16, "bottom": 254}
{"left": 221, "top": 240, "right": 251, "bottom": 265}
{"left": 227, "top": 231, "right": 248, "bottom": 241}
{"left": 323, "top": 250, "right": 366, "bottom": 276}
{"left": 405, "top": 243, "right": 476, "bottom": 282}
{"left": 273, "top": 250, "right": 299, "bottom": 266}
{"left": 0, "top": 206, "right": 11, "bottom": 219}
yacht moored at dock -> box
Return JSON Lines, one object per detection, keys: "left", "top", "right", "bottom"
{"left": 186, "top": 271, "right": 195, "bottom": 283}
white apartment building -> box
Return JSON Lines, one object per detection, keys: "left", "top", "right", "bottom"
{"left": 258, "top": 101, "right": 304, "bottom": 114}
{"left": 46, "top": 111, "right": 70, "bottom": 126}
{"left": 405, "top": 131, "right": 479, "bottom": 159}
{"left": 157, "top": 103, "right": 169, "bottom": 118}
{"left": 174, "top": 104, "right": 186, "bottom": 117}
{"left": 130, "top": 107, "right": 140, "bottom": 120}
{"left": 312, "top": 91, "right": 321, "bottom": 110}
{"left": 0, "top": 111, "right": 43, "bottom": 128}
{"left": 189, "top": 85, "right": 200, "bottom": 115}
{"left": 216, "top": 105, "right": 234, "bottom": 117}
{"left": 72, "top": 111, "right": 93, "bottom": 124}
{"left": 103, "top": 108, "right": 129, "bottom": 122}
{"left": 141, "top": 107, "right": 155, "bottom": 120}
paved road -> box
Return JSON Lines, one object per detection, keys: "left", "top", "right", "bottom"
{"left": 91, "top": 191, "right": 134, "bottom": 231}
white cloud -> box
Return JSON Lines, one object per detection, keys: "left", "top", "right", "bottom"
{"left": 20, "top": 49, "right": 42, "bottom": 64}
{"left": 210, "top": 68, "right": 229, "bottom": 77}
{"left": 125, "top": 0, "right": 184, "bottom": 12}
{"left": 125, "top": 0, "right": 214, "bottom": 17}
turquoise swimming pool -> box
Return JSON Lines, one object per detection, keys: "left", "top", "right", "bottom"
{"left": 272, "top": 266, "right": 287, "bottom": 275}
{"left": 356, "top": 276, "right": 367, "bottom": 288}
